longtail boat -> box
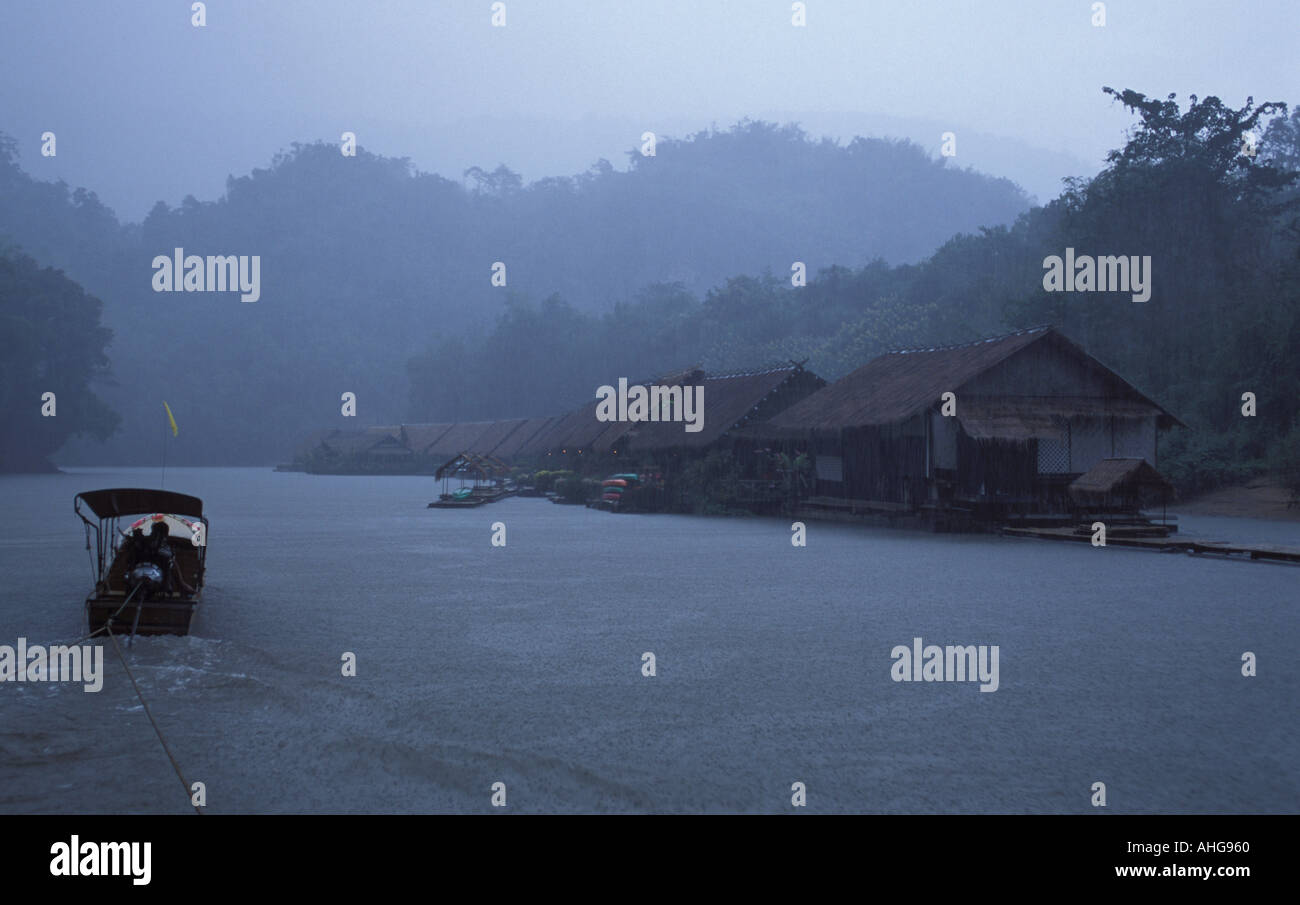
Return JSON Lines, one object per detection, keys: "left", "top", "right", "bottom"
{"left": 74, "top": 488, "right": 208, "bottom": 637}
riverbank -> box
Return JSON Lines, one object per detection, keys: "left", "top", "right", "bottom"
{"left": 1173, "top": 480, "right": 1300, "bottom": 522}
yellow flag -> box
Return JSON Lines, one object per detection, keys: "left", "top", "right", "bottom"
{"left": 163, "top": 401, "right": 178, "bottom": 437}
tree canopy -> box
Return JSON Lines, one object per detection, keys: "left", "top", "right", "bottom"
{"left": 0, "top": 246, "right": 118, "bottom": 470}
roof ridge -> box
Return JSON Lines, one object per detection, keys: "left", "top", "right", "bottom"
{"left": 887, "top": 324, "right": 1054, "bottom": 355}
{"left": 705, "top": 364, "right": 798, "bottom": 380}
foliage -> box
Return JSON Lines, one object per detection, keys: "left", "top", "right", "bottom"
{"left": 0, "top": 122, "right": 1027, "bottom": 465}
{"left": 554, "top": 476, "right": 596, "bottom": 504}
{"left": 1, "top": 96, "right": 1297, "bottom": 496}
{"left": 531, "top": 469, "right": 575, "bottom": 493}
{"left": 669, "top": 451, "right": 746, "bottom": 513}
{"left": 1265, "top": 424, "right": 1300, "bottom": 498}
{"left": 0, "top": 247, "right": 119, "bottom": 470}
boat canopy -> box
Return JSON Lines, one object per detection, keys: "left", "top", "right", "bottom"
{"left": 76, "top": 488, "right": 204, "bottom": 520}
{"left": 126, "top": 513, "right": 203, "bottom": 543}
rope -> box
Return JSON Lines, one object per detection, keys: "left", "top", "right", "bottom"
{"left": 39, "top": 572, "right": 200, "bottom": 814}
{"left": 43, "top": 582, "right": 148, "bottom": 650}
{"left": 85, "top": 524, "right": 97, "bottom": 586}
{"left": 104, "top": 621, "right": 203, "bottom": 815}
{"left": 51, "top": 625, "right": 106, "bottom": 648}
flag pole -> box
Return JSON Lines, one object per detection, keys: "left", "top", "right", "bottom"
{"left": 161, "top": 401, "right": 177, "bottom": 489}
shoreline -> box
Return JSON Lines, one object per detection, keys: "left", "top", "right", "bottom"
{"left": 33, "top": 466, "right": 1300, "bottom": 523}
{"left": 1171, "top": 480, "right": 1300, "bottom": 523}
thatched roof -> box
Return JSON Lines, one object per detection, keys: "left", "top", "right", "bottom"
{"left": 469, "top": 418, "right": 530, "bottom": 456}
{"left": 293, "top": 428, "right": 339, "bottom": 459}
{"left": 495, "top": 416, "right": 563, "bottom": 458}
{"left": 627, "top": 366, "right": 817, "bottom": 451}
{"left": 765, "top": 326, "right": 1181, "bottom": 433}
{"left": 322, "top": 429, "right": 398, "bottom": 455}
{"left": 524, "top": 400, "right": 635, "bottom": 454}
{"left": 507, "top": 365, "right": 819, "bottom": 456}
{"left": 401, "top": 423, "right": 454, "bottom": 454}
{"left": 1069, "top": 457, "right": 1173, "bottom": 497}
{"left": 426, "top": 422, "right": 497, "bottom": 459}
{"left": 524, "top": 413, "right": 635, "bottom": 455}
{"left": 402, "top": 421, "right": 532, "bottom": 458}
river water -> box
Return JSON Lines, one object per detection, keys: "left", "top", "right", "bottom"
{"left": 1, "top": 467, "right": 1296, "bottom": 813}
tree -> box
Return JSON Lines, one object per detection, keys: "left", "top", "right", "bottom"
{"left": 0, "top": 248, "right": 119, "bottom": 470}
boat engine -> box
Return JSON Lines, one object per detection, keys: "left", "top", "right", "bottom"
{"left": 128, "top": 561, "right": 165, "bottom": 591}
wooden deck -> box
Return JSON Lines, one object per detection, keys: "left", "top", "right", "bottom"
{"left": 802, "top": 495, "right": 914, "bottom": 513}
{"left": 428, "top": 486, "right": 516, "bottom": 508}
{"left": 1003, "top": 526, "right": 1300, "bottom": 564}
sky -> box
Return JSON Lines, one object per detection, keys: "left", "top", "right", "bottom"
{"left": 1, "top": 0, "right": 1295, "bottom": 220}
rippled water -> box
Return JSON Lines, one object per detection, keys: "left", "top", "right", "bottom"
{"left": 1, "top": 467, "right": 1296, "bottom": 813}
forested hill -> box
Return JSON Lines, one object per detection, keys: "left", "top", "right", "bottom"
{"left": 409, "top": 95, "right": 1300, "bottom": 497}
{"left": 0, "top": 121, "right": 1030, "bottom": 465}
{"left": 1, "top": 121, "right": 1031, "bottom": 309}
{"left": 3, "top": 98, "right": 1297, "bottom": 494}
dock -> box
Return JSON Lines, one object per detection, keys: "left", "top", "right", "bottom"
{"left": 1003, "top": 526, "right": 1300, "bottom": 564}
{"left": 427, "top": 486, "right": 516, "bottom": 508}
{"left": 427, "top": 497, "right": 486, "bottom": 509}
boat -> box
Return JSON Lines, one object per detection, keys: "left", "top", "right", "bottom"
{"left": 591, "top": 473, "right": 642, "bottom": 510}
{"left": 74, "top": 488, "right": 208, "bottom": 637}
{"left": 428, "top": 452, "right": 516, "bottom": 508}
{"left": 428, "top": 487, "right": 485, "bottom": 508}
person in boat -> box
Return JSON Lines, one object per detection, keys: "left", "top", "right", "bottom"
{"left": 122, "top": 527, "right": 150, "bottom": 570}
{"left": 144, "top": 522, "right": 195, "bottom": 597}
{"left": 120, "top": 526, "right": 166, "bottom": 598}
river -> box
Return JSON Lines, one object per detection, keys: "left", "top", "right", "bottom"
{"left": 1, "top": 467, "right": 1295, "bottom": 813}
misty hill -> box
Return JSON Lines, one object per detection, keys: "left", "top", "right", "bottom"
{"left": 0, "top": 246, "right": 118, "bottom": 471}
{"left": 0, "top": 121, "right": 1030, "bottom": 464}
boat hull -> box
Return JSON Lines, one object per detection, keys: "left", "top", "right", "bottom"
{"left": 86, "top": 591, "right": 200, "bottom": 637}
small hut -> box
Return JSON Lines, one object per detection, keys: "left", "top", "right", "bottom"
{"left": 1069, "top": 457, "right": 1174, "bottom": 513}
{"left": 432, "top": 451, "right": 512, "bottom": 503}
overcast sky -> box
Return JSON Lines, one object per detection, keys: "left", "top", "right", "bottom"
{"left": 2, "top": 0, "right": 1295, "bottom": 220}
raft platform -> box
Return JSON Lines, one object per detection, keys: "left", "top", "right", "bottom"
{"left": 1003, "top": 526, "right": 1300, "bottom": 564}
{"left": 427, "top": 497, "right": 486, "bottom": 508}
{"left": 427, "top": 486, "right": 516, "bottom": 508}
